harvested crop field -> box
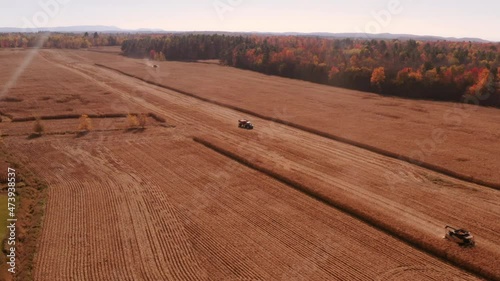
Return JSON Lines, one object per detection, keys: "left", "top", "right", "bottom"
{"left": 5, "top": 132, "right": 481, "bottom": 280}
{"left": 76, "top": 48, "right": 500, "bottom": 187}
{"left": 0, "top": 48, "right": 499, "bottom": 280}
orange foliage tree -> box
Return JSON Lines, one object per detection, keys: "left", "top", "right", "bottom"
{"left": 370, "top": 67, "right": 386, "bottom": 90}
{"left": 467, "top": 68, "right": 493, "bottom": 98}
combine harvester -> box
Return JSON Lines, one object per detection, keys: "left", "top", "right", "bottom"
{"left": 238, "top": 119, "right": 254, "bottom": 130}
{"left": 445, "top": 226, "right": 475, "bottom": 247}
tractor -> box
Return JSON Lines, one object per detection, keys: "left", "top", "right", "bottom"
{"left": 445, "top": 226, "right": 475, "bottom": 247}
{"left": 238, "top": 119, "right": 254, "bottom": 130}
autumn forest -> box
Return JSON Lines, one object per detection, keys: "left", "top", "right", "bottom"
{"left": 2, "top": 33, "right": 500, "bottom": 106}
{"left": 121, "top": 34, "right": 500, "bottom": 107}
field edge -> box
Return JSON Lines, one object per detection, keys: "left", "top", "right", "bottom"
{"left": 0, "top": 148, "right": 48, "bottom": 281}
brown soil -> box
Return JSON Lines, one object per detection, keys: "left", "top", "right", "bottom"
{"left": 0, "top": 48, "right": 497, "bottom": 280}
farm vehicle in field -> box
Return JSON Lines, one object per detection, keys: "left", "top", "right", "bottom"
{"left": 238, "top": 119, "right": 254, "bottom": 130}
{"left": 445, "top": 226, "right": 475, "bottom": 247}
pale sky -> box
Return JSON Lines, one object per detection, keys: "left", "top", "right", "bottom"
{"left": 1, "top": 0, "right": 499, "bottom": 41}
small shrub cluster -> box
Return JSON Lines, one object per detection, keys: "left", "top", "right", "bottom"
{"left": 127, "top": 113, "right": 147, "bottom": 129}
{"left": 33, "top": 117, "right": 44, "bottom": 135}
{"left": 78, "top": 114, "right": 92, "bottom": 131}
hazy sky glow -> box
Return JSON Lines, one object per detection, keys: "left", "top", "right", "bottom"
{"left": 1, "top": 0, "right": 499, "bottom": 41}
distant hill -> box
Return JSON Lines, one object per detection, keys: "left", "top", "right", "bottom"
{"left": 221, "top": 31, "right": 491, "bottom": 43}
{"left": 0, "top": 26, "right": 492, "bottom": 42}
{"left": 162, "top": 31, "right": 493, "bottom": 43}
{"left": 290, "top": 32, "right": 491, "bottom": 43}
{"left": 0, "top": 25, "right": 165, "bottom": 33}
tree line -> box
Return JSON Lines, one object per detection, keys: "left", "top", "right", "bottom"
{"left": 0, "top": 32, "right": 128, "bottom": 49}
{"left": 122, "top": 34, "right": 500, "bottom": 106}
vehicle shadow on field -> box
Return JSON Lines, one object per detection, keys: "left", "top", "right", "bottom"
{"left": 75, "top": 131, "right": 90, "bottom": 138}
{"left": 27, "top": 133, "right": 42, "bottom": 140}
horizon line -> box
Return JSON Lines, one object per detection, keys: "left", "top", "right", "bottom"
{"left": 0, "top": 26, "right": 498, "bottom": 42}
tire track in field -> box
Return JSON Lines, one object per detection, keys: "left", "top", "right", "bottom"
{"left": 103, "top": 142, "right": 212, "bottom": 280}
{"left": 37, "top": 178, "right": 142, "bottom": 280}
{"left": 9, "top": 138, "right": 208, "bottom": 280}
{"left": 80, "top": 144, "right": 208, "bottom": 281}
{"left": 114, "top": 142, "right": 380, "bottom": 280}
{"left": 110, "top": 141, "right": 266, "bottom": 280}
{"left": 117, "top": 141, "right": 347, "bottom": 280}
